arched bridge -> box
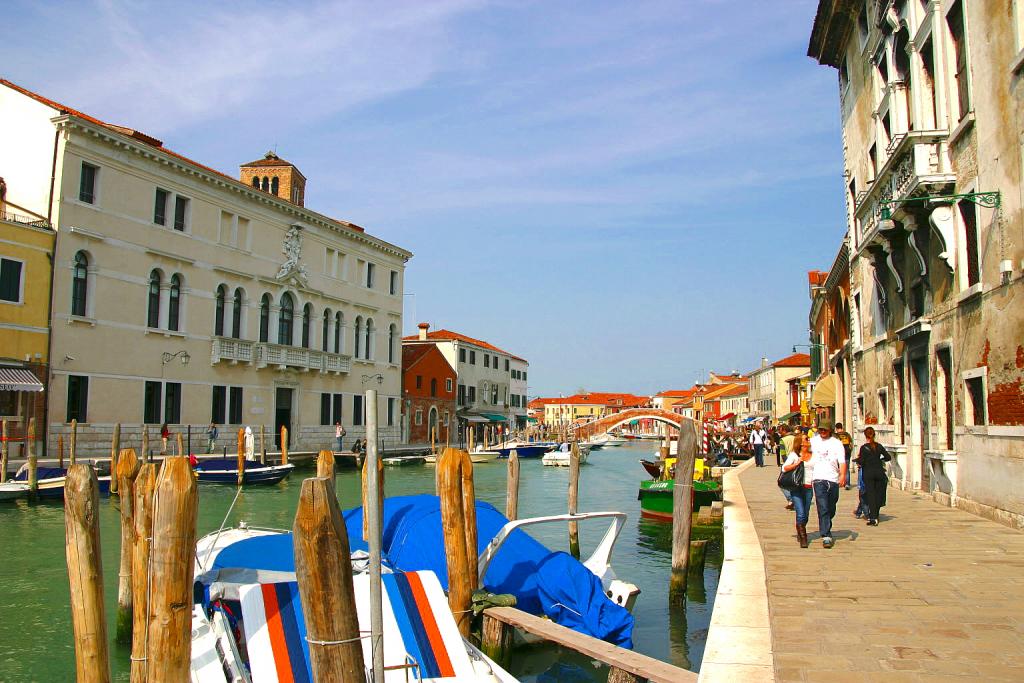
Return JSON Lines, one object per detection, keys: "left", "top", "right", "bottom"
{"left": 573, "top": 408, "right": 698, "bottom": 441}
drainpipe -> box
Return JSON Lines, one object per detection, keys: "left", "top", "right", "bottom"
{"left": 42, "top": 126, "right": 61, "bottom": 455}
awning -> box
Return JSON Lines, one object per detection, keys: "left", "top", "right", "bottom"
{"left": 719, "top": 412, "right": 736, "bottom": 421}
{"left": 480, "top": 413, "right": 507, "bottom": 422}
{"left": 0, "top": 368, "right": 43, "bottom": 393}
{"left": 779, "top": 411, "right": 801, "bottom": 422}
{"left": 461, "top": 413, "right": 489, "bottom": 423}
{"left": 526, "top": 417, "right": 538, "bottom": 423}
{"left": 811, "top": 375, "right": 837, "bottom": 407}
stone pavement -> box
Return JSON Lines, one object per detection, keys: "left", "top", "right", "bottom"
{"left": 738, "top": 463, "right": 1024, "bottom": 682}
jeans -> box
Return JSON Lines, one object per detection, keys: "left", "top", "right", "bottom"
{"left": 335, "top": 437, "right": 344, "bottom": 452}
{"left": 791, "top": 487, "right": 814, "bottom": 526}
{"left": 753, "top": 444, "right": 765, "bottom": 467}
{"left": 781, "top": 487, "right": 793, "bottom": 503}
{"left": 844, "top": 454, "right": 853, "bottom": 488}
{"left": 207, "top": 437, "right": 216, "bottom": 454}
{"left": 813, "top": 480, "right": 840, "bottom": 539}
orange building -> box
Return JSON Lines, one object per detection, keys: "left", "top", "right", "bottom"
{"left": 402, "top": 344, "right": 456, "bottom": 444}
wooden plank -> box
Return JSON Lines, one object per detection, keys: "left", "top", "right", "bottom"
{"left": 484, "top": 606, "right": 697, "bottom": 683}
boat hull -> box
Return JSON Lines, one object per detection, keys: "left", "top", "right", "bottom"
{"left": 637, "top": 479, "right": 720, "bottom": 521}
{"left": 495, "top": 444, "right": 550, "bottom": 458}
{"left": 194, "top": 462, "right": 294, "bottom": 485}
{"left": 0, "top": 482, "right": 29, "bottom": 502}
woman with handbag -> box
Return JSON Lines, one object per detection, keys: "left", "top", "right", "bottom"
{"left": 780, "top": 433, "right": 813, "bottom": 548}
{"left": 857, "top": 427, "right": 891, "bottom": 526}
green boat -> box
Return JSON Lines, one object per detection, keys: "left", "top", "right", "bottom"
{"left": 638, "top": 478, "right": 722, "bottom": 522}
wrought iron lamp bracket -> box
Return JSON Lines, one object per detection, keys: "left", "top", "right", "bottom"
{"left": 880, "top": 191, "right": 1001, "bottom": 219}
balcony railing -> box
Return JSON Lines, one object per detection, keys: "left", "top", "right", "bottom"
{"left": 211, "top": 337, "right": 351, "bottom": 373}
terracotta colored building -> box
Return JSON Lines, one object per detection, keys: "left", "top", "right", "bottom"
{"left": 402, "top": 344, "right": 456, "bottom": 444}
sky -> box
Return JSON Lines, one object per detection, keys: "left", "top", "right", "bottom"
{"left": 4, "top": 0, "right": 846, "bottom": 397}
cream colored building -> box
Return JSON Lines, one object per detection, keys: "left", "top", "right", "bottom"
{"left": 809, "top": 1, "right": 1024, "bottom": 527}
{"left": 0, "top": 79, "right": 411, "bottom": 456}
{"left": 747, "top": 354, "right": 811, "bottom": 421}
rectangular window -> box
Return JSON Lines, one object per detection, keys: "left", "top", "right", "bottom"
{"left": 416, "top": 375, "right": 423, "bottom": 389}
{"left": 366, "top": 262, "right": 375, "bottom": 288}
{"left": 229, "top": 386, "right": 243, "bottom": 424}
{"left": 144, "top": 381, "right": 162, "bottom": 423}
{"left": 212, "top": 386, "right": 227, "bottom": 424}
{"left": 353, "top": 394, "right": 364, "bottom": 426}
{"left": 79, "top": 162, "right": 97, "bottom": 204}
{"left": 0, "top": 257, "right": 23, "bottom": 303}
{"left": 321, "top": 393, "right": 331, "bottom": 425}
{"left": 965, "top": 375, "right": 986, "bottom": 426}
{"left": 522, "top": 371, "right": 527, "bottom": 381}
{"left": 390, "top": 270, "right": 398, "bottom": 295}
{"left": 173, "top": 196, "right": 189, "bottom": 231}
{"left": 877, "top": 388, "right": 889, "bottom": 424}
{"left": 505, "top": 359, "right": 509, "bottom": 372}
{"left": 387, "top": 398, "right": 396, "bottom": 427}
{"left": 332, "top": 394, "right": 343, "bottom": 424}
{"left": 937, "top": 348, "right": 954, "bottom": 448}
{"left": 960, "top": 199, "right": 980, "bottom": 287}
{"left": 458, "top": 384, "right": 466, "bottom": 406}
{"left": 164, "top": 382, "right": 181, "bottom": 423}
{"left": 459, "top": 348, "right": 466, "bottom": 363}
{"left": 446, "top": 378, "right": 453, "bottom": 392}
{"left": 484, "top": 355, "right": 490, "bottom": 369}
{"left": 154, "top": 188, "right": 168, "bottom": 225}
{"left": 415, "top": 409, "right": 423, "bottom": 425}
{"left": 947, "top": 1, "right": 971, "bottom": 120}
{"left": 468, "top": 386, "right": 476, "bottom": 404}
{"left": 66, "top": 375, "right": 89, "bottom": 422}
{"left": 469, "top": 351, "right": 476, "bottom": 365}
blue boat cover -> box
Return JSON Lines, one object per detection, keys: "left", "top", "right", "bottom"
{"left": 14, "top": 466, "right": 66, "bottom": 481}
{"left": 211, "top": 495, "right": 634, "bottom": 647}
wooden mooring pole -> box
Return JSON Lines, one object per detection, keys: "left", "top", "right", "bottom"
{"left": 280, "top": 426, "right": 289, "bottom": 466}
{"left": 506, "top": 449, "right": 520, "bottom": 520}
{"left": 27, "top": 417, "right": 37, "bottom": 497}
{"left": 129, "top": 463, "right": 156, "bottom": 683}
{"left": 438, "top": 447, "right": 475, "bottom": 636}
{"left": 115, "top": 448, "right": 140, "bottom": 645}
{"left": 70, "top": 418, "right": 78, "bottom": 465}
{"left": 176, "top": 432, "right": 184, "bottom": 458}
{"left": 64, "top": 464, "right": 111, "bottom": 683}
{"left": 146, "top": 457, "right": 198, "bottom": 682}
{"left": 236, "top": 427, "right": 245, "bottom": 486}
{"left": 0, "top": 419, "right": 7, "bottom": 483}
{"left": 317, "top": 449, "right": 336, "bottom": 480}
{"left": 568, "top": 441, "right": 581, "bottom": 559}
{"left": 293, "top": 477, "right": 366, "bottom": 682}
{"left": 141, "top": 425, "right": 149, "bottom": 464}
{"left": 110, "top": 423, "right": 121, "bottom": 494}
{"left": 259, "top": 424, "right": 266, "bottom": 464}
{"left": 58, "top": 434, "right": 65, "bottom": 469}
{"left": 670, "top": 419, "right": 699, "bottom": 603}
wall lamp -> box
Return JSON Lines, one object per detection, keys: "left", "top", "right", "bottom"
{"left": 161, "top": 350, "right": 191, "bottom": 366}
{"left": 361, "top": 373, "right": 384, "bottom": 385}
{"left": 879, "top": 190, "right": 1000, "bottom": 222}
{"left": 792, "top": 343, "right": 825, "bottom": 353}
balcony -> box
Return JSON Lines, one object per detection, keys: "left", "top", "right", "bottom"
{"left": 211, "top": 337, "right": 351, "bottom": 374}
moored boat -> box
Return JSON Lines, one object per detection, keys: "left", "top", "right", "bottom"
{"left": 542, "top": 446, "right": 589, "bottom": 467}
{"left": 0, "top": 481, "right": 29, "bottom": 502}
{"left": 192, "top": 458, "right": 294, "bottom": 485}
{"left": 637, "top": 478, "right": 722, "bottom": 521}
{"left": 425, "top": 448, "right": 500, "bottom": 464}
{"left": 491, "top": 440, "right": 553, "bottom": 459}
{"left": 12, "top": 466, "right": 111, "bottom": 499}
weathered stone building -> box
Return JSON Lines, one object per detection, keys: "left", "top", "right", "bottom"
{"left": 808, "top": 242, "right": 853, "bottom": 429}
{"left": 809, "top": 0, "right": 1024, "bottom": 527}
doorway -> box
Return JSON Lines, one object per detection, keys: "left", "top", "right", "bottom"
{"left": 275, "top": 387, "right": 293, "bottom": 448}
{"left": 909, "top": 355, "right": 930, "bottom": 491}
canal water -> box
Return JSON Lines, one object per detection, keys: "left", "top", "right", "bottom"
{"left": 0, "top": 441, "right": 721, "bottom": 681}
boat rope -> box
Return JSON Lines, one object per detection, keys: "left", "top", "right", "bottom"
{"left": 549, "top": 602, "right": 583, "bottom": 617}
{"left": 199, "top": 484, "right": 244, "bottom": 571}
{"left": 306, "top": 632, "right": 372, "bottom": 646}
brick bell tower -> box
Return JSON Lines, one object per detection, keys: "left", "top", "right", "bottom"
{"left": 239, "top": 151, "right": 307, "bottom": 206}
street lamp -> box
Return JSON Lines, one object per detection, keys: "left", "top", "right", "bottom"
{"left": 161, "top": 350, "right": 191, "bottom": 366}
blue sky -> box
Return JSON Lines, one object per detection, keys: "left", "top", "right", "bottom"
{"left": 5, "top": 0, "right": 845, "bottom": 397}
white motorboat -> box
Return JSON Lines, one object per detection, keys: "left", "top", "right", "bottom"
{"left": 0, "top": 481, "right": 29, "bottom": 502}
{"left": 424, "top": 447, "right": 500, "bottom": 464}
{"left": 542, "top": 444, "right": 590, "bottom": 467}
{"left": 586, "top": 433, "right": 628, "bottom": 449}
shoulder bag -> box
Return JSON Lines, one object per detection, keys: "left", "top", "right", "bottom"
{"left": 778, "top": 460, "right": 805, "bottom": 490}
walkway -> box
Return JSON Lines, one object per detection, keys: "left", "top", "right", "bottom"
{"left": 739, "top": 463, "right": 1024, "bottom": 682}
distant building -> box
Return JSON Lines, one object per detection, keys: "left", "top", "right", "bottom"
{"left": 747, "top": 354, "right": 811, "bottom": 421}
{"left": 651, "top": 389, "right": 695, "bottom": 412}
{"left": 807, "top": 242, "right": 852, "bottom": 430}
{"left": 402, "top": 343, "right": 456, "bottom": 445}
{"left": 541, "top": 392, "right": 649, "bottom": 428}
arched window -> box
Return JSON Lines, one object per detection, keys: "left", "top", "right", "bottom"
{"left": 278, "top": 292, "right": 294, "bottom": 345}
{"left": 261, "top": 177, "right": 269, "bottom": 192}
{"left": 322, "top": 309, "right": 331, "bottom": 352}
{"left": 364, "top": 318, "right": 374, "bottom": 360}
{"left": 168, "top": 274, "right": 181, "bottom": 331}
{"left": 214, "top": 285, "right": 226, "bottom": 336}
{"left": 430, "top": 378, "right": 437, "bottom": 397}
{"left": 334, "top": 311, "right": 343, "bottom": 354}
{"left": 232, "top": 288, "right": 244, "bottom": 338}
{"left": 388, "top": 324, "right": 397, "bottom": 364}
{"left": 72, "top": 251, "right": 88, "bottom": 316}
{"left": 147, "top": 270, "right": 161, "bottom": 328}
{"left": 251, "top": 177, "right": 260, "bottom": 189}
{"left": 354, "top": 316, "right": 363, "bottom": 359}
{"left": 259, "top": 294, "right": 271, "bottom": 342}
{"left": 271, "top": 177, "right": 279, "bottom": 195}
{"left": 429, "top": 407, "right": 439, "bottom": 432}
{"left": 301, "top": 303, "right": 312, "bottom": 348}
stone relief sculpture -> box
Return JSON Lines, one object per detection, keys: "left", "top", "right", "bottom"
{"left": 277, "top": 224, "right": 309, "bottom": 288}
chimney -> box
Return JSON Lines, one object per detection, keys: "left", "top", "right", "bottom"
{"left": 418, "top": 322, "right": 430, "bottom": 341}
{"left": 761, "top": 357, "right": 769, "bottom": 368}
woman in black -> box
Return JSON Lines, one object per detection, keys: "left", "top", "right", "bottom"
{"left": 856, "top": 427, "right": 891, "bottom": 526}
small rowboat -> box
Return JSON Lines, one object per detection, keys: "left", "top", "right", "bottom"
{"left": 0, "top": 481, "right": 29, "bottom": 502}
{"left": 637, "top": 478, "right": 722, "bottom": 521}
{"left": 542, "top": 447, "right": 589, "bottom": 467}
{"left": 192, "top": 458, "right": 293, "bottom": 485}
{"left": 425, "top": 448, "right": 500, "bottom": 464}
{"left": 12, "top": 466, "right": 111, "bottom": 499}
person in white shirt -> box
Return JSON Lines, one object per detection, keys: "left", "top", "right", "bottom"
{"left": 808, "top": 421, "right": 847, "bottom": 548}
{"left": 748, "top": 424, "right": 768, "bottom": 467}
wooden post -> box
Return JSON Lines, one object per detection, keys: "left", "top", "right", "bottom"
{"left": 70, "top": 418, "right": 78, "bottom": 465}
{"left": 460, "top": 449, "right": 478, "bottom": 592}
{"left": 64, "top": 464, "right": 111, "bottom": 683}
{"left": 176, "top": 432, "right": 184, "bottom": 458}
{"left": 27, "top": 417, "right": 37, "bottom": 497}
{"left": 293, "top": 477, "right": 366, "bottom": 682}
{"left": 110, "top": 424, "right": 121, "bottom": 494}
{"left": 688, "top": 539, "right": 708, "bottom": 576}
{"left": 361, "top": 455, "right": 384, "bottom": 542}
{"left": 506, "top": 449, "right": 520, "bottom": 520}
{"left": 317, "top": 449, "right": 336, "bottom": 479}
{"left": 568, "top": 441, "right": 581, "bottom": 559}
{"left": 259, "top": 424, "right": 266, "bottom": 464}
{"left": 481, "top": 612, "right": 512, "bottom": 667}
{"left": 0, "top": 419, "right": 7, "bottom": 483}
{"left": 670, "top": 420, "right": 699, "bottom": 602}
{"left": 59, "top": 434, "right": 65, "bottom": 469}
{"left": 280, "top": 426, "right": 288, "bottom": 466}
{"left": 146, "top": 457, "right": 198, "bottom": 683}
{"left": 468, "top": 426, "right": 475, "bottom": 451}
{"left": 236, "top": 427, "right": 245, "bottom": 486}
{"left": 130, "top": 463, "right": 156, "bottom": 683}
{"left": 115, "top": 448, "right": 140, "bottom": 645}
{"left": 141, "top": 425, "right": 149, "bottom": 464}
{"left": 438, "top": 447, "right": 473, "bottom": 636}
{"left": 607, "top": 668, "right": 645, "bottom": 683}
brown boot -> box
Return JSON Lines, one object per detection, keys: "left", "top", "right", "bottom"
{"left": 797, "top": 523, "right": 808, "bottom": 548}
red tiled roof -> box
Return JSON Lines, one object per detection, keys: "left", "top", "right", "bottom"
{"left": 0, "top": 78, "right": 366, "bottom": 234}
{"left": 706, "top": 383, "right": 748, "bottom": 399}
{"left": 655, "top": 389, "right": 696, "bottom": 398}
{"left": 528, "top": 397, "right": 563, "bottom": 409}
{"left": 401, "top": 328, "right": 526, "bottom": 362}
{"left": 241, "top": 152, "right": 299, "bottom": 168}
{"left": 808, "top": 270, "right": 827, "bottom": 286}
{"left": 541, "top": 392, "right": 649, "bottom": 407}
{"left": 772, "top": 353, "right": 811, "bottom": 368}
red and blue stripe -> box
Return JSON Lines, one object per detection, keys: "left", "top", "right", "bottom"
{"left": 384, "top": 572, "right": 455, "bottom": 679}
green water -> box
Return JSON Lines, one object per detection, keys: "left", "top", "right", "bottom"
{"left": 0, "top": 442, "right": 721, "bottom": 681}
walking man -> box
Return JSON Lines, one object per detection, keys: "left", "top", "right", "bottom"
{"left": 206, "top": 422, "right": 219, "bottom": 454}
{"left": 749, "top": 423, "right": 768, "bottom": 467}
{"left": 810, "top": 420, "right": 847, "bottom": 548}
{"left": 835, "top": 422, "right": 853, "bottom": 490}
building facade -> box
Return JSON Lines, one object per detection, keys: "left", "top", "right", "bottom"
{"left": 747, "top": 354, "right": 812, "bottom": 421}
{"left": 0, "top": 79, "right": 411, "bottom": 456}
{"left": 809, "top": 1, "right": 1024, "bottom": 527}
{"left": 402, "top": 343, "right": 456, "bottom": 444}
{"left": 808, "top": 243, "right": 854, "bottom": 429}
{"left": 0, "top": 195, "right": 52, "bottom": 452}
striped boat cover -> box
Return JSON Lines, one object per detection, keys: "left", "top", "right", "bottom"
{"left": 240, "top": 582, "right": 312, "bottom": 683}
